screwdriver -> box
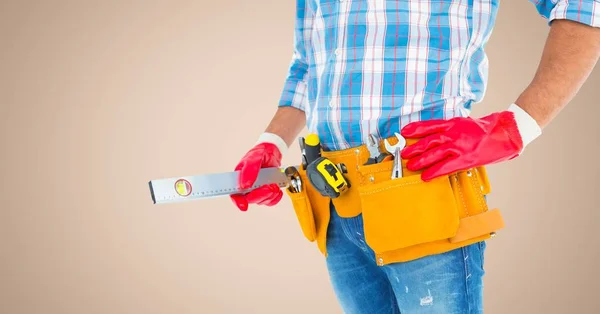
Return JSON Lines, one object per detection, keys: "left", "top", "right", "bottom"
{"left": 299, "top": 137, "right": 308, "bottom": 169}
{"left": 304, "top": 133, "right": 322, "bottom": 166}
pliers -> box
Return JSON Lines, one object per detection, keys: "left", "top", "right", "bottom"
{"left": 364, "top": 134, "right": 391, "bottom": 165}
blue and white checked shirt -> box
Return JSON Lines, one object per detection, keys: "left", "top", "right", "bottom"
{"left": 278, "top": 0, "right": 600, "bottom": 151}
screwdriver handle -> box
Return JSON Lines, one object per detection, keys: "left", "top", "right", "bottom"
{"left": 304, "top": 133, "right": 322, "bottom": 166}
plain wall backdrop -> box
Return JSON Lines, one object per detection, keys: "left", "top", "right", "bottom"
{"left": 1, "top": 1, "right": 599, "bottom": 313}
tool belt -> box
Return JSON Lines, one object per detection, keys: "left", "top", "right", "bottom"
{"left": 284, "top": 136, "right": 505, "bottom": 266}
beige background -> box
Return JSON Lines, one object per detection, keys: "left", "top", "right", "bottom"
{"left": 1, "top": 1, "right": 599, "bottom": 313}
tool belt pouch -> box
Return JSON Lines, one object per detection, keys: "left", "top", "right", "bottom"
{"left": 285, "top": 186, "right": 317, "bottom": 242}
{"left": 285, "top": 167, "right": 331, "bottom": 254}
{"left": 357, "top": 160, "right": 457, "bottom": 253}
{"left": 284, "top": 138, "right": 504, "bottom": 260}
{"left": 356, "top": 159, "right": 503, "bottom": 257}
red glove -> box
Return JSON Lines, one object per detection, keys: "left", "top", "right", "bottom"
{"left": 230, "top": 135, "right": 286, "bottom": 211}
{"left": 400, "top": 105, "right": 541, "bottom": 182}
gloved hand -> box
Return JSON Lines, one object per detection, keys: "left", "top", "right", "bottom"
{"left": 400, "top": 104, "right": 542, "bottom": 182}
{"left": 230, "top": 133, "right": 288, "bottom": 211}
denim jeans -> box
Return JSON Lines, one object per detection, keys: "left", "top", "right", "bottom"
{"left": 325, "top": 202, "right": 486, "bottom": 314}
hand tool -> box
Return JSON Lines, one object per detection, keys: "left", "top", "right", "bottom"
{"left": 384, "top": 132, "right": 407, "bottom": 154}
{"left": 337, "top": 163, "right": 348, "bottom": 174}
{"left": 390, "top": 148, "right": 402, "bottom": 179}
{"left": 306, "top": 157, "right": 350, "bottom": 198}
{"left": 294, "top": 178, "right": 302, "bottom": 192}
{"left": 285, "top": 166, "right": 302, "bottom": 193}
{"left": 299, "top": 137, "right": 308, "bottom": 169}
{"left": 304, "top": 133, "right": 322, "bottom": 166}
{"left": 383, "top": 133, "right": 407, "bottom": 179}
{"left": 364, "top": 134, "right": 390, "bottom": 165}
{"left": 289, "top": 178, "right": 300, "bottom": 193}
{"left": 148, "top": 166, "right": 295, "bottom": 204}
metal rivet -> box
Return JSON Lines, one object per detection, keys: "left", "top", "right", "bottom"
{"left": 355, "top": 149, "right": 360, "bottom": 154}
{"left": 490, "top": 232, "right": 497, "bottom": 238}
{"left": 466, "top": 170, "right": 472, "bottom": 177}
{"left": 370, "top": 176, "right": 375, "bottom": 182}
{"left": 378, "top": 258, "right": 384, "bottom": 265}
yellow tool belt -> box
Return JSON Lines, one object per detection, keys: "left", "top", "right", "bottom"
{"left": 285, "top": 135, "right": 505, "bottom": 266}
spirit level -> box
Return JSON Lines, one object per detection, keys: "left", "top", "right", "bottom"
{"left": 148, "top": 167, "right": 292, "bottom": 204}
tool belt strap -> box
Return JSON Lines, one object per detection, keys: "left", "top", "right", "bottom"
{"left": 449, "top": 208, "right": 504, "bottom": 243}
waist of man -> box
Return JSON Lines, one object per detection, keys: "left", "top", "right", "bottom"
{"left": 304, "top": 97, "right": 472, "bottom": 151}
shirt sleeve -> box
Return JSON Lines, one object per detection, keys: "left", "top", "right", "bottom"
{"left": 278, "top": 0, "right": 314, "bottom": 111}
{"left": 529, "top": 0, "right": 600, "bottom": 27}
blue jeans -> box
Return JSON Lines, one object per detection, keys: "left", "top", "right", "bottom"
{"left": 325, "top": 202, "right": 486, "bottom": 314}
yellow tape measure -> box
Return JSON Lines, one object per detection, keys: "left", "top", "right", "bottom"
{"left": 306, "top": 156, "right": 350, "bottom": 198}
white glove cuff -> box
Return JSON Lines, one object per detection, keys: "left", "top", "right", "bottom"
{"left": 507, "top": 103, "right": 542, "bottom": 149}
{"left": 256, "top": 132, "right": 288, "bottom": 155}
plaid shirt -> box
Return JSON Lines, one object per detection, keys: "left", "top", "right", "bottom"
{"left": 278, "top": 0, "right": 600, "bottom": 151}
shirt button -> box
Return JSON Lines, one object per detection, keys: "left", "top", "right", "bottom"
{"left": 335, "top": 49, "right": 341, "bottom": 56}
{"left": 329, "top": 100, "right": 335, "bottom": 107}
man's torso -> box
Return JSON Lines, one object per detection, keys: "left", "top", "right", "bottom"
{"left": 302, "top": 0, "right": 500, "bottom": 150}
